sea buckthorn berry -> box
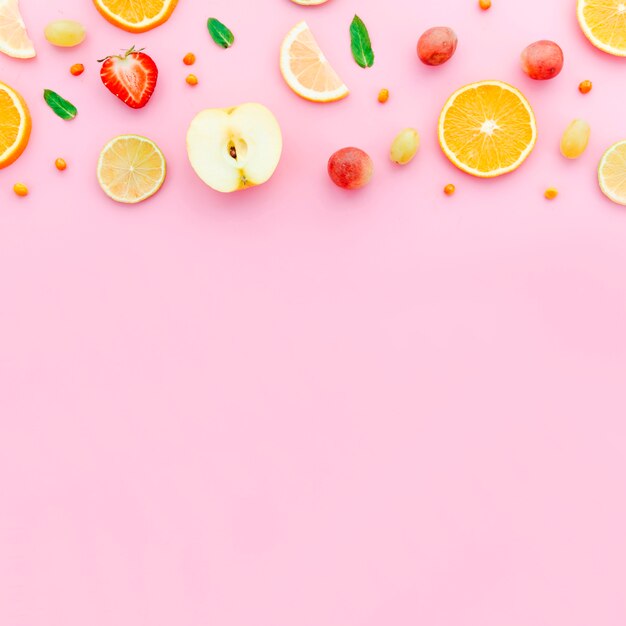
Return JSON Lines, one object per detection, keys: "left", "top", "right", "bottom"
{"left": 13, "top": 183, "right": 28, "bottom": 197}
{"left": 183, "top": 53, "right": 196, "bottom": 66}
{"left": 55, "top": 158, "right": 67, "bottom": 171}
{"left": 545, "top": 188, "right": 558, "bottom": 200}
{"left": 186, "top": 74, "right": 198, "bottom": 86}
{"left": 378, "top": 88, "right": 389, "bottom": 103}
{"left": 579, "top": 80, "right": 592, "bottom": 94}
{"left": 479, "top": 0, "right": 492, "bottom": 9}
{"left": 444, "top": 184, "right": 456, "bottom": 195}
{"left": 70, "top": 63, "right": 84, "bottom": 76}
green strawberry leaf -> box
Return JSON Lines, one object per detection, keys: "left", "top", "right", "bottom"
{"left": 350, "top": 15, "right": 375, "bottom": 68}
{"left": 43, "top": 89, "right": 77, "bottom": 120}
{"left": 207, "top": 18, "right": 234, "bottom": 48}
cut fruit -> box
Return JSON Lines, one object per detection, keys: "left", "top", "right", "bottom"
{"left": 0, "top": 0, "right": 36, "bottom": 58}
{"left": 598, "top": 140, "right": 626, "bottom": 205}
{"left": 577, "top": 0, "right": 626, "bottom": 56}
{"left": 438, "top": 80, "right": 537, "bottom": 178}
{"left": 280, "top": 20, "right": 348, "bottom": 102}
{"left": 187, "top": 103, "right": 283, "bottom": 193}
{"left": 290, "top": 0, "right": 330, "bottom": 4}
{"left": 0, "top": 81, "right": 31, "bottom": 169}
{"left": 92, "top": 0, "right": 178, "bottom": 33}
{"left": 97, "top": 135, "right": 166, "bottom": 204}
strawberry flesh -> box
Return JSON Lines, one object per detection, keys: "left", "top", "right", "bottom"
{"left": 100, "top": 50, "right": 158, "bottom": 109}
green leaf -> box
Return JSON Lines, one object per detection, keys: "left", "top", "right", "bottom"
{"left": 43, "top": 89, "right": 77, "bottom": 120}
{"left": 350, "top": 15, "right": 375, "bottom": 68}
{"left": 207, "top": 18, "right": 234, "bottom": 48}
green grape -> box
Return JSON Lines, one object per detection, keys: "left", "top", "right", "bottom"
{"left": 390, "top": 128, "right": 420, "bottom": 165}
{"left": 44, "top": 20, "right": 86, "bottom": 47}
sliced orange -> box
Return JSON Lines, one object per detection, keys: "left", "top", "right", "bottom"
{"left": 0, "top": 0, "right": 36, "bottom": 59}
{"left": 97, "top": 135, "right": 166, "bottom": 204}
{"left": 577, "top": 0, "right": 626, "bottom": 56}
{"left": 290, "top": 0, "right": 331, "bottom": 5}
{"left": 280, "top": 21, "right": 348, "bottom": 103}
{"left": 92, "top": 0, "right": 178, "bottom": 33}
{"left": 438, "top": 80, "right": 537, "bottom": 178}
{"left": 0, "top": 81, "right": 31, "bottom": 169}
{"left": 598, "top": 140, "right": 626, "bottom": 205}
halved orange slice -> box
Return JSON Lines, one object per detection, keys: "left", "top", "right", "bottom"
{"left": 438, "top": 80, "right": 537, "bottom": 178}
{"left": 92, "top": 0, "right": 178, "bottom": 33}
{"left": 280, "top": 21, "right": 348, "bottom": 103}
{"left": 0, "top": 0, "right": 35, "bottom": 59}
{"left": 290, "top": 0, "right": 331, "bottom": 5}
{"left": 577, "top": 0, "right": 626, "bottom": 56}
{"left": 0, "top": 81, "right": 31, "bottom": 169}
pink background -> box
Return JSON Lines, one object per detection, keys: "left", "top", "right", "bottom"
{"left": 2, "top": 0, "right": 626, "bottom": 624}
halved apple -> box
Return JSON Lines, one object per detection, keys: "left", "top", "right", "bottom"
{"left": 187, "top": 103, "right": 283, "bottom": 193}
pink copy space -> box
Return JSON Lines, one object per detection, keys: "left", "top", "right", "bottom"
{"left": 1, "top": 0, "right": 626, "bottom": 625}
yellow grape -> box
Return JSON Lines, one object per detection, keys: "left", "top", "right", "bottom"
{"left": 44, "top": 20, "right": 86, "bottom": 47}
{"left": 390, "top": 128, "right": 420, "bottom": 165}
{"left": 560, "top": 119, "right": 590, "bottom": 159}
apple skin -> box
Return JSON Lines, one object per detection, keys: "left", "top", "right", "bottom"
{"left": 187, "top": 103, "right": 283, "bottom": 193}
{"left": 328, "top": 147, "right": 374, "bottom": 190}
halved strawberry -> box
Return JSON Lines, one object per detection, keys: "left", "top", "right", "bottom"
{"left": 99, "top": 46, "right": 158, "bottom": 109}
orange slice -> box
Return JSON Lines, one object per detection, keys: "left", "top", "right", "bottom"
{"left": 598, "top": 140, "right": 626, "bottom": 205}
{"left": 0, "top": 81, "right": 31, "bottom": 169}
{"left": 290, "top": 0, "right": 331, "bottom": 5}
{"left": 0, "top": 0, "right": 35, "bottom": 59}
{"left": 97, "top": 135, "right": 166, "bottom": 204}
{"left": 280, "top": 21, "right": 348, "bottom": 102}
{"left": 438, "top": 80, "right": 537, "bottom": 178}
{"left": 92, "top": 0, "right": 178, "bottom": 33}
{"left": 577, "top": 0, "right": 626, "bottom": 56}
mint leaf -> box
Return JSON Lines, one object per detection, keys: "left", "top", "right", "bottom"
{"left": 207, "top": 18, "right": 234, "bottom": 48}
{"left": 43, "top": 89, "right": 77, "bottom": 120}
{"left": 350, "top": 15, "right": 375, "bottom": 68}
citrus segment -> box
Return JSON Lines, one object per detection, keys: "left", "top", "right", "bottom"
{"left": 0, "top": 81, "right": 31, "bottom": 169}
{"left": 577, "top": 0, "right": 626, "bottom": 56}
{"left": 438, "top": 80, "right": 537, "bottom": 178}
{"left": 92, "top": 0, "right": 178, "bottom": 33}
{"left": 280, "top": 21, "right": 348, "bottom": 102}
{"left": 598, "top": 141, "right": 626, "bottom": 205}
{"left": 97, "top": 135, "right": 166, "bottom": 204}
{"left": 0, "top": 0, "right": 35, "bottom": 59}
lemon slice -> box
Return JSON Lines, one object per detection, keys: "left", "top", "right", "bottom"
{"left": 97, "top": 135, "right": 166, "bottom": 204}
{"left": 0, "top": 81, "right": 31, "bottom": 169}
{"left": 598, "top": 140, "right": 626, "bottom": 205}
{"left": 0, "top": 0, "right": 35, "bottom": 59}
{"left": 438, "top": 80, "right": 537, "bottom": 178}
{"left": 290, "top": 0, "right": 330, "bottom": 5}
{"left": 577, "top": 0, "right": 626, "bottom": 56}
{"left": 92, "top": 0, "right": 178, "bottom": 33}
{"left": 280, "top": 21, "right": 348, "bottom": 103}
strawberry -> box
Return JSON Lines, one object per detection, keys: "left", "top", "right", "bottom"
{"left": 99, "top": 46, "right": 158, "bottom": 109}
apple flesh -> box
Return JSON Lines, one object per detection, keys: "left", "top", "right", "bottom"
{"left": 187, "top": 103, "right": 282, "bottom": 193}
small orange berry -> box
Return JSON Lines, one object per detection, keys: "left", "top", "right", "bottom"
{"left": 13, "top": 183, "right": 28, "bottom": 197}
{"left": 186, "top": 74, "right": 198, "bottom": 86}
{"left": 545, "top": 188, "right": 558, "bottom": 200}
{"left": 479, "top": 0, "right": 491, "bottom": 9}
{"left": 183, "top": 53, "right": 196, "bottom": 66}
{"left": 70, "top": 63, "right": 84, "bottom": 76}
{"left": 378, "top": 88, "right": 389, "bottom": 103}
{"left": 444, "top": 184, "right": 456, "bottom": 196}
{"left": 55, "top": 158, "right": 67, "bottom": 171}
{"left": 579, "top": 80, "right": 592, "bottom": 94}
